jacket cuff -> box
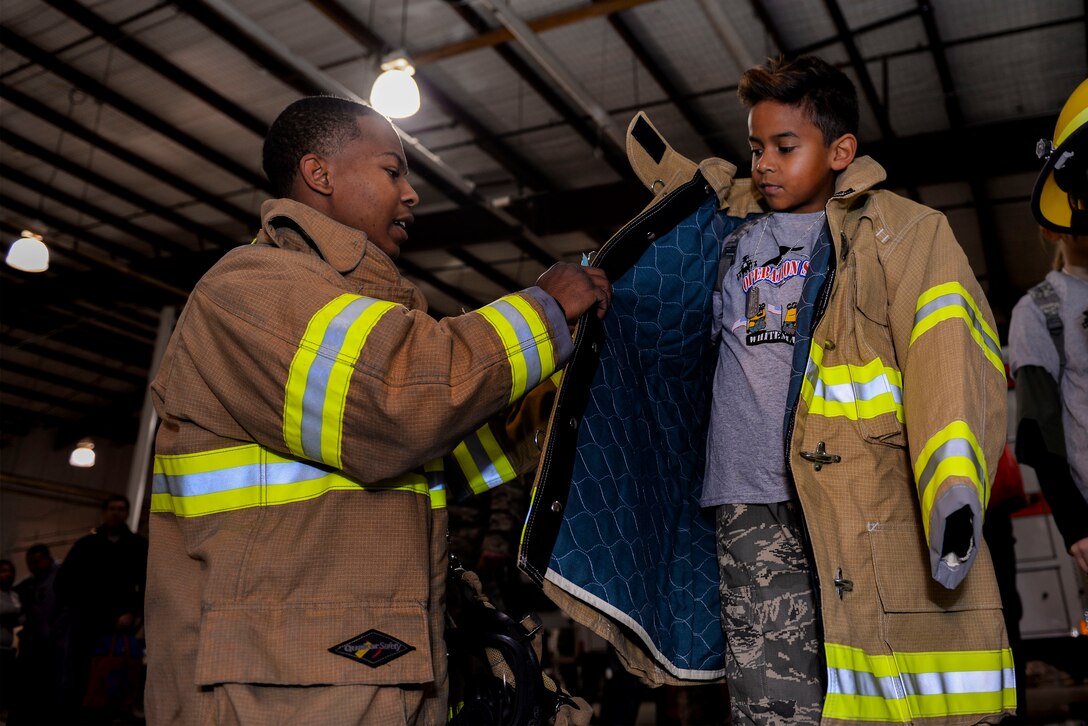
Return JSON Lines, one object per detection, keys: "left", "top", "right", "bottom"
{"left": 928, "top": 485, "right": 982, "bottom": 589}
{"left": 523, "top": 286, "right": 574, "bottom": 365}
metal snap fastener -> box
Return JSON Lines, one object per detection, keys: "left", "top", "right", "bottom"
{"left": 646, "top": 231, "right": 656, "bottom": 241}
{"left": 550, "top": 501, "right": 563, "bottom": 514}
{"left": 569, "top": 417, "right": 578, "bottom": 429}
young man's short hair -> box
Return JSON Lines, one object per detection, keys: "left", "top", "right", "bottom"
{"left": 26, "top": 543, "right": 51, "bottom": 559}
{"left": 102, "top": 493, "right": 130, "bottom": 511}
{"left": 262, "top": 96, "right": 383, "bottom": 198}
{"left": 738, "top": 55, "right": 859, "bottom": 144}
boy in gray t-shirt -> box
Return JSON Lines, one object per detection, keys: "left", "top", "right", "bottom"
{"left": 705, "top": 59, "right": 857, "bottom": 724}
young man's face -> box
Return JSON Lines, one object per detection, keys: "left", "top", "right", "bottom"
{"left": 323, "top": 115, "right": 419, "bottom": 259}
{"left": 748, "top": 100, "right": 841, "bottom": 214}
{"left": 102, "top": 500, "right": 129, "bottom": 528}
{"left": 26, "top": 551, "right": 53, "bottom": 577}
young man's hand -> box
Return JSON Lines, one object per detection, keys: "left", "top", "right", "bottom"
{"left": 536, "top": 262, "right": 611, "bottom": 323}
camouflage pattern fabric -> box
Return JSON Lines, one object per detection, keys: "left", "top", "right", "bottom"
{"left": 716, "top": 501, "right": 823, "bottom": 725}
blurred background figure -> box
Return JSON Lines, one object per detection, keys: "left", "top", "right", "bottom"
{"left": 0, "top": 558, "right": 21, "bottom": 721}
{"left": 10, "top": 544, "right": 65, "bottom": 725}
{"left": 55, "top": 494, "right": 148, "bottom": 723}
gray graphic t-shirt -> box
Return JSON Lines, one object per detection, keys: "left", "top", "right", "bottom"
{"left": 701, "top": 211, "right": 825, "bottom": 506}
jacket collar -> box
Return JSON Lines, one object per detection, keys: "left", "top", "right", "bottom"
{"left": 829, "top": 155, "right": 886, "bottom": 205}
{"left": 726, "top": 155, "right": 888, "bottom": 217}
{"left": 258, "top": 198, "right": 399, "bottom": 277}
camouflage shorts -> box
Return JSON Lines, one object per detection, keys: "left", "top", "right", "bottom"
{"left": 716, "top": 501, "right": 824, "bottom": 725}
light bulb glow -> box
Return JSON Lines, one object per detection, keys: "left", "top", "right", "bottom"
{"left": 370, "top": 60, "right": 420, "bottom": 118}
{"left": 6, "top": 230, "right": 49, "bottom": 272}
{"left": 69, "top": 441, "right": 95, "bottom": 468}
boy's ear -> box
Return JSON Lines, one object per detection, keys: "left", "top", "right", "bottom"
{"left": 829, "top": 133, "right": 857, "bottom": 172}
{"left": 298, "top": 153, "right": 333, "bottom": 196}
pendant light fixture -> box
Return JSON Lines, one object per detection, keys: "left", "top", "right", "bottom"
{"left": 5, "top": 229, "right": 49, "bottom": 272}
{"left": 69, "top": 440, "right": 96, "bottom": 468}
{"left": 369, "top": 1, "right": 420, "bottom": 118}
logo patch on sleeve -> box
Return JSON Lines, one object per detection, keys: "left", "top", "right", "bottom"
{"left": 329, "top": 629, "right": 415, "bottom": 668}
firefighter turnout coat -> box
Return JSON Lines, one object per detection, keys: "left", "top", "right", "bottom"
{"left": 145, "top": 199, "right": 571, "bottom": 724}
{"left": 520, "top": 114, "right": 1014, "bottom": 724}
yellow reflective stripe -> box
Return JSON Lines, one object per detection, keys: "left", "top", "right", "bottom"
{"left": 910, "top": 282, "right": 1003, "bottom": 374}
{"left": 283, "top": 294, "right": 398, "bottom": 467}
{"left": 914, "top": 421, "right": 988, "bottom": 539}
{"left": 152, "top": 444, "right": 440, "bottom": 517}
{"left": 824, "top": 644, "right": 1016, "bottom": 722}
{"left": 801, "top": 346, "right": 904, "bottom": 422}
{"left": 507, "top": 294, "right": 555, "bottom": 384}
{"left": 425, "top": 458, "right": 446, "bottom": 509}
{"left": 476, "top": 294, "right": 555, "bottom": 404}
{"left": 451, "top": 423, "right": 518, "bottom": 495}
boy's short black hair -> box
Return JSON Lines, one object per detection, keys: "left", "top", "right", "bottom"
{"left": 262, "top": 96, "right": 383, "bottom": 198}
{"left": 102, "top": 493, "right": 130, "bottom": 511}
{"left": 738, "top": 55, "right": 859, "bottom": 145}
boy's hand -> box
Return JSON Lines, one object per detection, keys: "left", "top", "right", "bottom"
{"left": 536, "top": 263, "right": 612, "bottom": 323}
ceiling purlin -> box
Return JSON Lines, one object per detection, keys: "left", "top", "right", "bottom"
{"left": 0, "top": 161, "right": 192, "bottom": 257}
{"left": 745, "top": 0, "right": 789, "bottom": 58}
{"left": 1, "top": 129, "right": 241, "bottom": 250}
{"left": 447, "top": 248, "right": 525, "bottom": 293}
{"left": 0, "top": 358, "right": 121, "bottom": 397}
{"left": 601, "top": 5, "right": 742, "bottom": 161}
{"left": 793, "top": 7, "right": 920, "bottom": 57}
{"left": 820, "top": 0, "right": 895, "bottom": 142}
{"left": 0, "top": 27, "right": 271, "bottom": 193}
{"left": 0, "top": 333, "right": 146, "bottom": 386}
{"left": 0, "top": 193, "right": 195, "bottom": 297}
{"left": 0, "top": 83, "right": 255, "bottom": 226}
{"left": 306, "top": 0, "right": 556, "bottom": 196}
{"left": 41, "top": 0, "right": 269, "bottom": 137}
{"left": 915, "top": 0, "right": 1012, "bottom": 314}
{"left": 440, "top": 0, "right": 634, "bottom": 179}
{"left": 395, "top": 258, "right": 485, "bottom": 312}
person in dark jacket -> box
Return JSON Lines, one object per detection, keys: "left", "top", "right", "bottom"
{"left": 55, "top": 495, "right": 148, "bottom": 721}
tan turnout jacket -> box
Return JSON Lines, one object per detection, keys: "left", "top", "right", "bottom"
{"left": 145, "top": 199, "right": 570, "bottom": 724}
{"left": 528, "top": 115, "right": 1013, "bottom": 725}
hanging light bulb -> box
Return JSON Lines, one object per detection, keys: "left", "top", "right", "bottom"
{"left": 6, "top": 230, "right": 49, "bottom": 272}
{"left": 69, "top": 440, "right": 96, "bottom": 468}
{"left": 370, "top": 55, "right": 420, "bottom": 119}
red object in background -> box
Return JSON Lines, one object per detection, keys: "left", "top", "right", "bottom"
{"left": 991, "top": 443, "right": 1029, "bottom": 514}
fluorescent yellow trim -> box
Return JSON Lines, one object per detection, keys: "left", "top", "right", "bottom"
{"left": 506, "top": 294, "right": 556, "bottom": 378}
{"left": 477, "top": 303, "right": 527, "bottom": 403}
{"left": 319, "top": 299, "right": 396, "bottom": 468}
{"left": 283, "top": 294, "right": 357, "bottom": 457}
{"left": 910, "top": 283, "right": 1003, "bottom": 374}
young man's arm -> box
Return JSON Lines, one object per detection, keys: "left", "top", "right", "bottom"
{"left": 161, "top": 255, "right": 602, "bottom": 485}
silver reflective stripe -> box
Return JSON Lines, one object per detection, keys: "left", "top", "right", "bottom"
{"left": 827, "top": 666, "right": 906, "bottom": 700}
{"left": 915, "top": 438, "right": 984, "bottom": 498}
{"left": 153, "top": 459, "right": 334, "bottom": 497}
{"left": 902, "top": 668, "right": 1015, "bottom": 696}
{"left": 300, "top": 296, "right": 384, "bottom": 460}
{"left": 463, "top": 429, "right": 504, "bottom": 490}
{"left": 492, "top": 299, "right": 543, "bottom": 390}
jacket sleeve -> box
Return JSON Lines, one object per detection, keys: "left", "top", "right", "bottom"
{"left": 446, "top": 373, "right": 559, "bottom": 500}
{"left": 880, "top": 209, "right": 1007, "bottom": 589}
{"left": 164, "top": 254, "right": 572, "bottom": 484}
